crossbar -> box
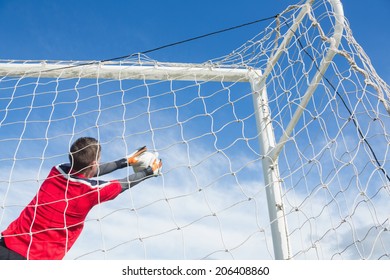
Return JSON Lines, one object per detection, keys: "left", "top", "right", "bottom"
{"left": 0, "top": 61, "right": 250, "bottom": 83}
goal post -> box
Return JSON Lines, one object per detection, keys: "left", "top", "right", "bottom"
{"left": 0, "top": 58, "right": 295, "bottom": 259}
{"left": 249, "top": 70, "right": 291, "bottom": 260}
{"left": 1, "top": 0, "right": 389, "bottom": 260}
{"left": 0, "top": 60, "right": 293, "bottom": 259}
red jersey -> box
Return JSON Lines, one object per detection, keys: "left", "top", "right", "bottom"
{"left": 1, "top": 164, "right": 122, "bottom": 260}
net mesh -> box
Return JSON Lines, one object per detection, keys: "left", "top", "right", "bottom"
{"left": 0, "top": 0, "right": 389, "bottom": 259}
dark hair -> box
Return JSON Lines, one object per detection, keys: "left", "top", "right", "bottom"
{"left": 68, "top": 137, "right": 101, "bottom": 172}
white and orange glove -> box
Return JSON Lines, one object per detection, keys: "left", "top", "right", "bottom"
{"left": 131, "top": 150, "right": 162, "bottom": 176}
{"left": 150, "top": 157, "right": 162, "bottom": 176}
{"left": 126, "top": 146, "right": 147, "bottom": 166}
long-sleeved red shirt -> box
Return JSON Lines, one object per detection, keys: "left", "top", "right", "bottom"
{"left": 2, "top": 164, "right": 122, "bottom": 260}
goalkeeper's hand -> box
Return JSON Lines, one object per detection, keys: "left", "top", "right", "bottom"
{"left": 150, "top": 158, "right": 162, "bottom": 176}
{"left": 127, "top": 146, "right": 147, "bottom": 166}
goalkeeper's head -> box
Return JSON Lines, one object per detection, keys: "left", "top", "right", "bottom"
{"left": 69, "top": 137, "right": 101, "bottom": 176}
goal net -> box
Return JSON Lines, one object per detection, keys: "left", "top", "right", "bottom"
{"left": 0, "top": 0, "right": 389, "bottom": 260}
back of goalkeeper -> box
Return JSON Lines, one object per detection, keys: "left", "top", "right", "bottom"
{"left": 0, "top": 137, "right": 162, "bottom": 260}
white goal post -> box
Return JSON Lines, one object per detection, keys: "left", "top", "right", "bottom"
{"left": 0, "top": 60, "right": 293, "bottom": 258}
{"left": 0, "top": 0, "right": 389, "bottom": 260}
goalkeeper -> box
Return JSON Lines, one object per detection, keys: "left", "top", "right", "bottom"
{"left": 0, "top": 137, "right": 162, "bottom": 260}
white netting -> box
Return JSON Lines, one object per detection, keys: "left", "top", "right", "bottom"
{"left": 0, "top": 0, "right": 389, "bottom": 260}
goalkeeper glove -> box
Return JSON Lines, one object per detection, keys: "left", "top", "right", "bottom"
{"left": 127, "top": 146, "right": 147, "bottom": 166}
{"left": 150, "top": 158, "right": 162, "bottom": 176}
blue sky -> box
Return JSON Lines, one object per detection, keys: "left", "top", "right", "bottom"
{"left": 0, "top": 0, "right": 389, "bottom": 260}
{"left": 0, "top": 0, "right": 388, "bottom": 80}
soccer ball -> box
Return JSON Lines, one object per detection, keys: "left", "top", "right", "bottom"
{"left": 132, "top": 151, "right": 158, "bottom": 173}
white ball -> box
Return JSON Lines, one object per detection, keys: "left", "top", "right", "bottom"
{"left": 132, "top": 151, "right": 158, "bottom": 173}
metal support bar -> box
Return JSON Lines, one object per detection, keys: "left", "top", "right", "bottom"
{"left": 271, "top": 0, "right": 345, "bottom": 161}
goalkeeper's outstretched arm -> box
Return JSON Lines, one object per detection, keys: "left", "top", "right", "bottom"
{"left": 96, "top": 159, "right": 128, "bottom": 176}
{"left": 96, "top": 161, "right": 160, "bottom": 192}
{"left": 118, "top": 159, "right": 162, "bottom": 192}
{"left": 95, "top": 146, "right": 148, "bottom": 176}
{"left": 92, "top": 146, "right": 162, "bottom": 191}
{"left": 117, "top": 167, "right": 154, "bottom": 192}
